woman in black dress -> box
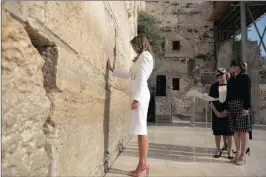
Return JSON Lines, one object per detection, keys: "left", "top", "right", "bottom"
{"left": 226, "top": 59, "right": 251, "bottom": 165}
{"left": 209, "top": 68, "right": 234, "bottom": 159}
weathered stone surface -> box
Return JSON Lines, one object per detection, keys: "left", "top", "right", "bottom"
{"left": 2, "top": 10, "right": 50, "bottom": 176}
{"left": 216, "top": 41, "right": 233, "bottom": 69}
{"left": 3, "top": 1, "right": 142, "bottom": 176}
{"left": 260, "top": 84, "right": 266, "bottom": 123}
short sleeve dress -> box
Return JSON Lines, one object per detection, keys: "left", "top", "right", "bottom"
{"left": 209, "top": 82, "right": 233, "bottom": 136}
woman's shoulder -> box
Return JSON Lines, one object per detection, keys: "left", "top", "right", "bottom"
{"left": 211, "top": 81, "right": 219, "bottom": 88}
{"left": 239, "top": 73, "right": 250, "bottom": 80}
{"left": 227, "top": 77, "right": 233, "bottom": 83}
{"left": 240, "top": 73, "right": 249, "bottom": 77}
{"left": 213, "top": 81, "right": 219, "bottom": 85}
{"left": 141, "top": 51, "right": 153, "bottom": 60}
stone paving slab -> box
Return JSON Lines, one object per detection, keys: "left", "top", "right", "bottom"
{"left": 105, "top": 124, "right": 266, "bottom": 177}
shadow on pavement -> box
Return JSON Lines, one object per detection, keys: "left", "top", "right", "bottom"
{"left": 122, "top": 142, "right": 230, "bottom": 164}
{"left": 107, "top": 168, "right": 129, "bottom": 175}
{"left": 148, "top": 122, "right": 266, "bottom": 131}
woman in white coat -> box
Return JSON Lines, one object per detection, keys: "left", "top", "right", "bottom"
{"left": 108, "top": 35, "right": 153, "bottom": 177}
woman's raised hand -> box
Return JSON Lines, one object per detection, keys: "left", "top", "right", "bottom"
{"left": 107, "top": 59, "right": 114, "bottom": 72}
{"left": 131, "top": 100, "right": 139, "bottom": 110}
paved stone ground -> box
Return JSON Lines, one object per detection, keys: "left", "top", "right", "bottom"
{"left": 105, "top": 123, "right": 266, "bottom": 177}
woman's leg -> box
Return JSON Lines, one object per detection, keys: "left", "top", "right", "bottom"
{"left": 215, "top": 135, "right": 221, "bottom": 151}
{"left": 233, "top": 132, "right": 241, "bottom": 161}
{"left": 226, "top": 135, "right": 233, "bottom": 158}
{"left": 221, "top": 136, "right": 228, "bottom": 150}
{"left": 130, "top": 135, "right": 148, "bottom": 174}
{"left": 214, "top": 135, "right": 222, "bottom": 157}
{"left": 138, "top": 135, "right": 149, "bottom": 168}
{"left": 238, "top": 132, "right": 249, "bottom": 163}
{"left": 223, "top": 136, "right": 228, "bottom": 148}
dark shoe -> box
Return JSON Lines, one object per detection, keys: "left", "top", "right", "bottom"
{"left": 228, "top": 156, "right": 234, "bottom": 159}
{"left": 221, "top": 145, "right": 228, "bottom": 151}
{"left": 228, "top": 149, "right": 234, "bottom": 159}
{"left": 233, "top": 148, "right": 250, "bottom": 155}
{"left": 228, "top": 155, "right": 234, "bottom": 159}
{"left": 246, "top": 147, "right": 250, "bottom": 156}
{"left": 214, "top": 151, "right": 222, "bottom": 158}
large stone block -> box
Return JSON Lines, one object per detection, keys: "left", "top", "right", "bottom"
{"left": 2, "top": 10, "right": 50, "bottom": 176}
{"left": 3, "top": 1, "right": 46, "bottom": 23}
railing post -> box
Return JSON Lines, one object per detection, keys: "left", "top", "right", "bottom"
{"left": 240, "top": 1, "right": 248, "bottom": 64}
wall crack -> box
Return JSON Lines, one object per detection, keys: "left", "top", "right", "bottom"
{"left": 23, "top": 21, "right": 61, "bottom": 176}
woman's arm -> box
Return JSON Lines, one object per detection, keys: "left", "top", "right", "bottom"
{"left": 112, "top": 69, "right": 131, "bottom": 79}
{"left": 224, "top": 78, "right": 232, "bottom": 111}
{"left": 210, "top": 102, "right": 219, "bottom": 113}
{"left": 107, "top": 60, "right": 131, "bottom": 79}
{"left": 132, "top": 52, "right": 153, "bottom": 101}
{"left": 209, "top": 84, "right": 220, "bottom": 115}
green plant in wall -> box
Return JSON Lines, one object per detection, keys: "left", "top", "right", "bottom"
{"left": 195, "top": 54, "right": 208, "bottom": 60}
{"left": 202, "top": 32, "right": 210, "bottom": 39}
{"left": 195, "top": 53, "right": 215, "bottom": 62}
{"left": 199, "top": 32, "right": 210, "bottom": 41}
{"left": 137, "top": 11, "right": 164, "bottom": 56}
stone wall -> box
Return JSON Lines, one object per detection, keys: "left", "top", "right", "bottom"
{"left": 2, "top": 1, "right": 143, "bottom": 176}
{"left": 145, "top": 0, "right": 215, "bottom": 122}
{"left": 260, "top": 84, "right": 266, "bottom": 124}
{"left": 217, "top": 40, "right": 233, "bottom": 69}
{"left": 2, "top": 10, "right": 50, "bottom": 177}
{"left": 217, "top": 40, "right": 259, "bottom": 71}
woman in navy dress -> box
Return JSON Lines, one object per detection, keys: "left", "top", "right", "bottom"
{"left": 209, "top": 68, "right": 233, "bottom": 159}
{"left": 226, "top": 59, "right": 252, "bottom": 165}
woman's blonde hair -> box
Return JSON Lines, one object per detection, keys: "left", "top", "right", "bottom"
{"left": 130, "top": 35, "right": 153, "bottom": 62}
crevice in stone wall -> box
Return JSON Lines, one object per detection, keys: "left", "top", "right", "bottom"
{"left": 24, "top": 22, "right": 61, "bottom": 93}
{"left": 23, "top": 22, "right": 60, "bottom": 177}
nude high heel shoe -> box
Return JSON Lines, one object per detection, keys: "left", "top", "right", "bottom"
{"left": 231, "top": 151, "right": 240, "bottom": 163}
{"left": 128, "top": 163, "right": 150, "bottom": 177}
{"left": 236, "top": 156, "right": 246, "bottom": 165}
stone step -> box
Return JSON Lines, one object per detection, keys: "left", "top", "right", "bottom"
{"left": 155, "top": 116, "right": 172, "bottom": 123}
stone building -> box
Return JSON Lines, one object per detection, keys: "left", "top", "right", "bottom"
{"left": 258, "top": 56, "right": 266, "bottom": 124}
{"left": 145, "top": 0, "right": 216, "bottom": 123}
{"left": 2, "top": 1, "right": 144, "bottom": 176}
{"left": 259, "top": 82, "right": 266, "bottom": 124}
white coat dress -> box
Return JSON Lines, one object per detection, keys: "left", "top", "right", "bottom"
{"left": 112, "top": 51, "right": 153, "bottom": 135}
